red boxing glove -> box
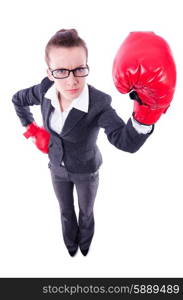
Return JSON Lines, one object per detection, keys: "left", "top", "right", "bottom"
{"left": 23, "top": 123, "right": 50, "bottom": 154}
{"left": 112, "top": 31, "right": 176, "bottom": 125}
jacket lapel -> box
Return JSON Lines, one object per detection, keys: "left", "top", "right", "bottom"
{"left": 43, "top": 80, "right": 91, "bottom": 137}
{"left": 43, "top": 100, "right": 53, "bottom": 131}
{"left": 61, "top": 108, "right": 87, "bottom": 137}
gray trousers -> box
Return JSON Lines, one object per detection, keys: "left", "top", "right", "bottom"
{"left": 49, "top": 164, "right": 99, "bottom": 252}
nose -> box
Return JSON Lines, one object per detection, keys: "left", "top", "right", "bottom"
{"left": 66, "top": 71, "right": 78, "bottom": 86}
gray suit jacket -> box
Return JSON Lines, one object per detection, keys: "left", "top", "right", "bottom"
{"left": 12, "top": 77, "right": 153, "bottom": 173}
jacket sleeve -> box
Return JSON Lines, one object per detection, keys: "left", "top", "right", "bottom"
{"left": 12, "top": 79, "right": 44, "bottom": 127}
{"left": 97, "top": 96, "right": 154, "bottom": 153}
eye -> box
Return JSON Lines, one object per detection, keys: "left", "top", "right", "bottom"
{"left": 74, "top": 67, "right": 88, "bottom": 76}
{"left": 52, "top": 69, "right": 69, "bottom": 78}
{"left": 77, "top": 68, "right": 85, "bottom": 73}
{"left": 56, "top": 69, "right": 68, "bottom": 75}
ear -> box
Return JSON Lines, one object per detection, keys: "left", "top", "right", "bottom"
{"left": 47, "top": 68, "right": 54, "bottom": 81}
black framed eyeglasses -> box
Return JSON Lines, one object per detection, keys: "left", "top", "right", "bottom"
{"left": 49, "top": 65, "right": 89, "bottom": 79}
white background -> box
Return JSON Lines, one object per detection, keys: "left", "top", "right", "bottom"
{"left": 0, "top": 0, "right": 183, "bottom": 277}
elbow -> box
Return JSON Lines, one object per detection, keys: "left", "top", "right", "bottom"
{"left": 122, "top": 146, "right": 139, "bottom": 154}
{"left": 12, "top": 93, "right": 19, "bottom": 105}
{"left": 115, "top": 142, "right": 142, "bottom": 153}
{"left": 107, "top": 132, "right": 146, "bottom": 153}
{"left": 128, "top": 148, "right": 138, "bottom": 154}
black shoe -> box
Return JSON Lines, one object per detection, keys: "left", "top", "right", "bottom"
{"left": 68, "top": 249, "right": 77, "bottom": 257}
{"left": 80, "top": 248, "right": 89, "bottom": 256}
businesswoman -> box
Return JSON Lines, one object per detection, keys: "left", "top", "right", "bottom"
{"left": 12, "top": 29, "right": 174, "bottom": 257}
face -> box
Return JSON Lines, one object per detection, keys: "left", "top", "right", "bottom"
{"left": 47, "top": 46, "right": 88, "bottom": 102}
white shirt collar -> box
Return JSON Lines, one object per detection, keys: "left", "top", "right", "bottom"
{"left": 45, "top": 82, "right": 89, "bottom": 113}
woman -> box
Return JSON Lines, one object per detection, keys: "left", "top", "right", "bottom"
{"left": 12, "top": 29, "right": 154, "bottom": 257}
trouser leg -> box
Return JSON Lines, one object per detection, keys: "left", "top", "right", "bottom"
{"left": 50, "top": 171, "right": 79, "bottom": 252}
{"left": 74, "top": 171, "right": 99, "bottom": 250}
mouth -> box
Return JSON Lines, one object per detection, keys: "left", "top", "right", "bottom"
{"left": 66, "top": 88, "right": 79, "bottom": 93}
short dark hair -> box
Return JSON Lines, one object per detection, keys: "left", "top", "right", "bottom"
{"left": 45, "top": 29, "right": 88, "bottom": 66}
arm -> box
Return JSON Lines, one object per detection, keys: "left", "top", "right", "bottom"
{"left": 97, "top": 99, "right": 154, "bottom": 153}
{"left": 12, "top": 81, "right": 43, "bottom": 127}
{"left": 12, "top": 78, "right": 50, "bottom": 153}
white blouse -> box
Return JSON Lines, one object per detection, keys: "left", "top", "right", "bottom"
{"left": 45, "top": 83, "right": 89, "bottom": 135}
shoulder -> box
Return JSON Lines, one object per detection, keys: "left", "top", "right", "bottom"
{"left": 88, "top": 84, "right": 112, "bottom": 106}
